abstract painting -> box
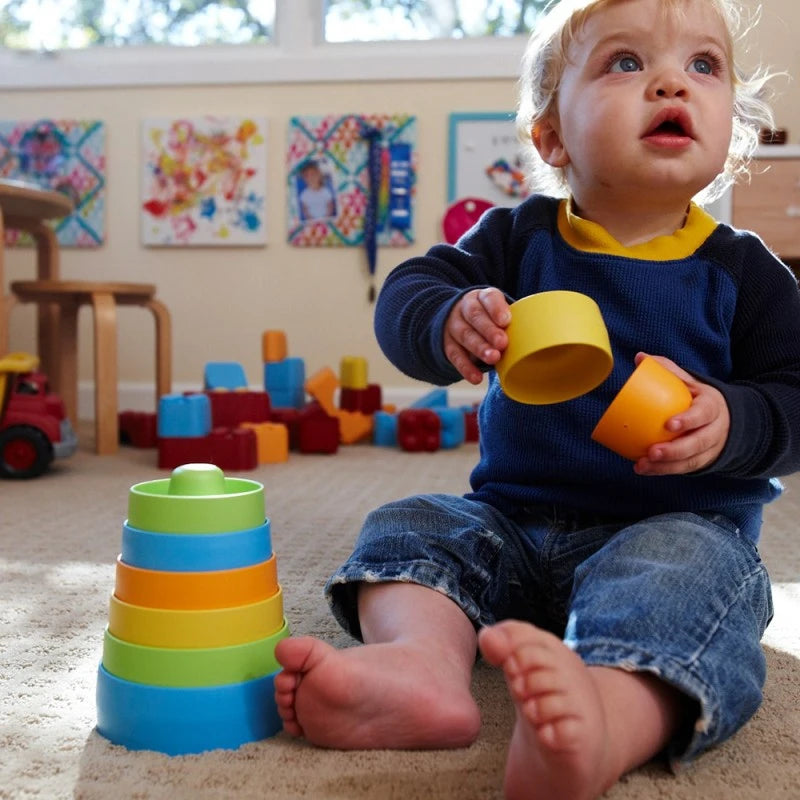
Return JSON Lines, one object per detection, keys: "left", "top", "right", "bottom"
{"left": 0, "top": 118, "right": 106, "bottom": 247}
{"left": 141, "top": 116, "right": 267, "bottom": 246}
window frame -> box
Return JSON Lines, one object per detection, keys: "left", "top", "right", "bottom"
{"left": 0, "top": 0, "right": 525, "bottom": 90}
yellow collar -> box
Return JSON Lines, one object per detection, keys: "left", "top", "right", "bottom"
{"left": 557, "top": 198, "right": 718, "bottom": 261}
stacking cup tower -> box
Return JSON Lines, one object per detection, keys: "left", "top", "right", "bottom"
{"left": 96, "top": 463, "right": 289, "bottom": 755}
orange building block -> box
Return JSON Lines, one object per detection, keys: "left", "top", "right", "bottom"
{"left": 304, "top": 367, "right": 339, "bottom": 417}
{"left": 242, "top": 421, "right": 289, "bottom": 464}
{"left": 262, "top": 330, "right": 288, "bottom": 363}
{"left": 336, "top": 410, "right": 374, "bottom": 444}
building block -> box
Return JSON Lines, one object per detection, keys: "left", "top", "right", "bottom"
{"left": 209, "top": 427, "right": 258, "bottom": 471}
{"left": 204, "top": 362, "right": 248, "bottom": 390}
{"left": 410, "top": 388, "right": 448, "bottom": 409}
{"left": 119, "top": 410, "right": 158, "bottom": 448}
{"left": 463, "top": 406, "right": 479, "bottom": 442}
{"left": 262, "top": 330, "right": 288, "bottom": 363}
{"left": 373, "top": 411, "right": 398, "bottom": 447}
{"left": 242, "top": 422, "right": 289, "bottom": 464}
{"left": 304, "top": 367, "right": 339, "bottom": 417}
{"left": 297, "top": 406, "right": 339, "bottom": 454}
{"left": 337, "top": 410, "right": 373, "bottom": 445}
{"left": 158, "top": 393, "right": 212, "bottom": 438}
{"left": 340, "top": 356, "right": 368, "bottom": 390}
{"left": 269, "top": 407, "right": 301, "bottom": 450}
{"left": 433, "top": 406, "right": 465, "bottom": 449}
{"left": 158, "top": 436, "right": 214, "bottom": 470}
{"left": 264, "top": 358, "right": 305, "bottom": 409}
{"left": 207, "top": 389, "right": 271, "bottom": 428}
{"left": 397, "top": 409, "right": 441, "bottom": 452}
{"left": 340, "top": 384, "right": 382, "bottom": 414}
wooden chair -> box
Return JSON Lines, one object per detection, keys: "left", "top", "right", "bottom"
{"left": 9, "top": 281, "right": 171, "bottom": 455}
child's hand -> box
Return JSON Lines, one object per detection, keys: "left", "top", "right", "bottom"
{"left": 633, "top": 352, "right": 730, "bottom": 476}
{"left": 444, "top": 288, "right": 511, "bottom": 384}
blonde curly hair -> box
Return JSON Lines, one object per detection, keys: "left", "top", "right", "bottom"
{"left": 517, "top": 0, "right": 776, "bottom": 203}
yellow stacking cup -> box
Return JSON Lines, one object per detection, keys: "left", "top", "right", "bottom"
{"left": 495, "top": 291, "right": 613, "bottom": 404}
{"left": 108, "top": 586, "right": 284, "bottom": 648}
{"left": 114, "top": 554, "right": 278, "bottom": 610}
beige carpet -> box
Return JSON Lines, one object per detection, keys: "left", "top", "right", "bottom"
{"left": 1, "top": 429, "right": 799, "bottom": 800}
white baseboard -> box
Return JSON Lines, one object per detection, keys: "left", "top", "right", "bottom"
{"left": 78, "top": 381, "right": 485, "bottom": 419}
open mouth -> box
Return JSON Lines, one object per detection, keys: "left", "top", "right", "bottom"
{"left": 644, "top": 109, "right": 694, "bottom": 140}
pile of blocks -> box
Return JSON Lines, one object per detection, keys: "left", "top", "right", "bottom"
{"left": 118, "top": 328, "right": 479, "bottom": 470}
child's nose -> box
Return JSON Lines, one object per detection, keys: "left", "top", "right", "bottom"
{"left": 650, "top": 69, "right": 689, "bottom": 99}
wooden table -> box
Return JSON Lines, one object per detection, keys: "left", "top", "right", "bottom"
{"left": 0, "top": 178, "right": 74, "bottom": 367}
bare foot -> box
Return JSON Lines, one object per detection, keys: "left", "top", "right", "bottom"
{"left": 274, "top": 636, "right": 481, "bottom": 749}
{"left": 478, "top": 621, "right": 622, "bottom": 800}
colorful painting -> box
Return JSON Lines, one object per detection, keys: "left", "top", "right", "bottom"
{"left": 141, "top": 116, "right": 267, "bottom": 246}
{"left": 287, "top": 114, "right": 416, "bottom": 248}
{"left": 0, "top": 118, "right": 106, "bottom": 247}
{"left": 448, "top": 112, "right": 530, "bottom": 206}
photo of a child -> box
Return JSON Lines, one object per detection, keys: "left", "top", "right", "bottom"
{"left": 296, "top": 159, "right": 337, "bottom": 221}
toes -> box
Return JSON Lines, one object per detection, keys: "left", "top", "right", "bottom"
{"left": 275, "top": 635, "right": 328, "bottom": 672}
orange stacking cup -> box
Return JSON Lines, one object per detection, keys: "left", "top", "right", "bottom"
{"left": 114, "top": 554, "right": 278, "bottom": 610}
{"left": 591, "top": 356, "right": 692, "bottom": 461}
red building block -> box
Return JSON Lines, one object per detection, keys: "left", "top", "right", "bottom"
{"left": 298, "top": 408, "right": 340, "bottom": 454}
{"left": 118, "top": 410, "right": 158, "bottom": 448}
{"left": 207, "top": 390, "right": 271, "bottom": 429}
{"left": 158, "top": 436, "right": 213, "bottom": 469}
{"left": 339, "top": 384, "right": 383, "bottom": 414}
{"left": 464, "top": 407, "right": 480, "bottom": 443}
{"left": 209, "top": 427, "right": 258, "bottom": 471}
{"left": 269, "top": 407, "right": 302, "bottom": 450}
{"left": 397, "top": 409, "right": 441, "bottom": 452}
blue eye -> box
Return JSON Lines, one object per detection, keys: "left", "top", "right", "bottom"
{"left": 609, "top": 55, "right": 641, "bottom": 73}
{"left": 690, "top": 57, "right": 713, "bottom": 74}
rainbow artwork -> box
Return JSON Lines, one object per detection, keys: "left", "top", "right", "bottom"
{"left": 141, "top": 116, "right": 267, "bottom": 247}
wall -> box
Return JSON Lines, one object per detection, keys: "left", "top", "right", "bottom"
{"left": 1, "top": 0, "right": 796, "bottom": 410}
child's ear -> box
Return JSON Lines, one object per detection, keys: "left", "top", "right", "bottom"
{"left": 533, "top": 118, "right": 570, "bottom": 168}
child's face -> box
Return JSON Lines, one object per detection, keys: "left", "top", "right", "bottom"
{"left": 537, "top": 0, "right": 734, "bottom": 210}
{"left": 302, "top": 165, "right": 323, "bottom": 188}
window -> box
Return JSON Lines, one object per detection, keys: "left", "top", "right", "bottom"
{"left": 0, "top": 0, "right": 546, "bottom": 89}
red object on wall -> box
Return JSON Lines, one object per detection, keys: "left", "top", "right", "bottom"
{"left": 397, "top": 409, "right": 441, "bottom": 452}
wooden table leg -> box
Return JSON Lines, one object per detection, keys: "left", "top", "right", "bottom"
{"left": 91, "top": 291, "right": 119, "bottom": 455}
{"left": 145, "top": 297, "right": 172, "bottom": 401}
{"left": 54, "top": 298, "right": 80, "bottom": 426}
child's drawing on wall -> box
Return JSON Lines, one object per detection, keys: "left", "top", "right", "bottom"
{"left": 141, "top": 116, "right": 267, "bottom": 246}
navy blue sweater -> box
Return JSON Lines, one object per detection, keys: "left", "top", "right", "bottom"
{"left": 375, "top": 195, "right": 800, "bottom": 542}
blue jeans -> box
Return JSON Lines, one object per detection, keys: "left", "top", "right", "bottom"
{"left": 325, "top": 493, "right": 773, "bottom": 767}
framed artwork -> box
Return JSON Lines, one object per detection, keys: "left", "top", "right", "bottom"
{"left": 447, "top": 112, "right": 529, "bottom": 206}
{"left": 0, "top": 118, "right": 106, "bottom": 247}
{"left": 286, "top": 113, "right": 416, "bottom": 248}
{"left": 141, "top": 116, "right": 267, "bottom": 246}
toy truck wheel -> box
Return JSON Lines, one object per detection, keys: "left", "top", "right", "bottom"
{"left": 0, "top": 426, "right": 53, "bottom": 479}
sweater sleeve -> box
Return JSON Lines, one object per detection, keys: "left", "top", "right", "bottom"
{"left": 703, "top": 234, "right": 800, "bottom": 478}
{"left": 374, "top": 204, "right": 523, "bottom": 385}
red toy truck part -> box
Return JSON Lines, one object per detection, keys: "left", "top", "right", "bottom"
{"left": 0, "top": 352, "right": 77, "bottom": 479}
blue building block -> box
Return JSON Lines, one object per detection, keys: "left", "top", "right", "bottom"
{"left": 158, "top": 393, "right": 212, "bottom": 438}
{"left": 204, "top": 361, "right": 248, "bottom": 390}
{"left": 373, "top": 411, "right": 398, "bottom": 447}
{"left": 264, "top": 358, "right": 306, "bottom": 409}
{"left": 410, "top": 387, "right": 448, "bottom": 409}
{"left": 433, "top": 406, "right": 466, "bottom": 449}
